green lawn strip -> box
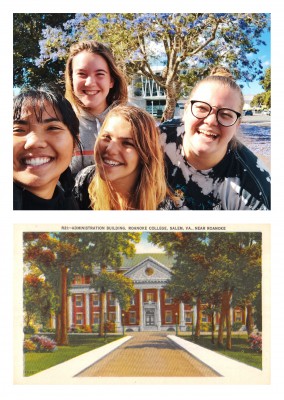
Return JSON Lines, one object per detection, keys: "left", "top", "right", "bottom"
{"left": 24, "top": 335, "right": 122, "bottom": 377}
{"left": 182, "top": 334, "right": 262, "bottom": 370}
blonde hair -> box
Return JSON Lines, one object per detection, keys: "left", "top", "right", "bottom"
{"left": 88, "top": 105, "right": 170, "bottom": 210}
{"left": 65, "top": 40, "right": 128, "bottom": 114}
{"left": 188, "top": 65, "right": 244, "bottom": 112}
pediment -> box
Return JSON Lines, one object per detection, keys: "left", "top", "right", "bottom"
{"left": 124, "top": 257, "right": 171, "bottom": 282}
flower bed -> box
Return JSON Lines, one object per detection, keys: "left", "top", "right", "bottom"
{"left": 24, "top": 335, "right": 57, "bottom": 353}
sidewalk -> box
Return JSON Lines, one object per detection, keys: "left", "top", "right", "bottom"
{"left": 21, "top": 332, "right": 268, "bottom": 384}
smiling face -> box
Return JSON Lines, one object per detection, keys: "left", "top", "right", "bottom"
{"left": 96, "top": 115, "right": 141, "bottom": 194}
{"left": 72, "top": 51, "right": 114, "bottom": 115}
{"left": 13, "top": 101, "right": 74, "bottom": 199}
{"left": 183, "top": 81, "right": 242, "bottom": 169}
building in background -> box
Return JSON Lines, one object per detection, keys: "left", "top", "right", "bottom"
{"left": 69, "top": 254, "right": 246, "bottom": 333}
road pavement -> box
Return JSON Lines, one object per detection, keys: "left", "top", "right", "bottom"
{"left": 76, "top": 332, "right": 219, "bottom": 377}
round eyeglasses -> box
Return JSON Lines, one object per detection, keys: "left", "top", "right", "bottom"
{"left": 190, "top": 100, "right": 241, "bottom": 127}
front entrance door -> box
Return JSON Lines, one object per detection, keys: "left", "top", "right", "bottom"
{"left": 145, "top": 309, "right": 155, "bottom": 326}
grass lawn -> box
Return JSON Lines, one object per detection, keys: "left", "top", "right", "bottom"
{"left": 24, "top": 334, "right": 122, "bottom": 377}
{"left": 182, "top": 334, "right": 262, "bottom": 370}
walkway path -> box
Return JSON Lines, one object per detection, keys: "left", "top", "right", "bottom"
{"left": 77, "top": 332, "right": 218, "bottom": 377}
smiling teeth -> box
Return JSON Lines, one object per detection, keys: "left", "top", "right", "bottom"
{"left": 104, "top": 159, "right": 120, "bottom": 166}
{"left": 24, "top": 157, "right": 51, "bottom": 166}
{"left": 84, "top": 90, "right": 98, "bottom": 95}
{"left": 199, "top": 130, "right": 218, "bottom": 138}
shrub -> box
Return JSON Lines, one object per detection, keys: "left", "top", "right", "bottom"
{"left": 232, "top": 322, "right": 243, "bottom": 332}
{"left": 24, "top": 335, "right": 57, "bottom": 353}
{"left": 24, "top": 325, "right": 35, "bottom": 334}
{"left": 200, "top": 322, "right": 211, "bottom": 332}
{"left": 23, "top": 339, "right": 37, "bottom": 353}
{"left": 248, "top": 333, "right": 262, "bottom": 353}
{"left": 104, "top": 320, "right": 116, "bottom": 333}
{"left": 83, "top": 325, "right": 92, "bottom": 333}
{"left": 92, "top": 324, "right": 99, "bottom": 333}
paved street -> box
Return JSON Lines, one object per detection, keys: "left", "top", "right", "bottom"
{"left": 77, "top": 332, "right": 219, "bottom": 377}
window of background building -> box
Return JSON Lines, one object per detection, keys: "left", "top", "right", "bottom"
{"left": 75, "top": 295, "right": 83, "bottom": 307}
{"left": 93, "top": 293, "right": 100, "bottom": 306}
{"left": 165, "top": 292, "right": 173, "bottom": 304}
{"left": 146, "top": 292, "right": 154, "bottom": 303}
{"left": 93, "top": 312, "right": 100, "bottom": 324}
{"left": 76, "top": 313, "right": 83, "bottom": 325}
{"left": 165, "top": 310, "right": 172, "bottom": 323}
{"left": 185, "top": 311, "right": 193, "bottom": 323}
{"left": 109, "top": 293, "right": 115, "bottom": 306}
{"left": 235, "top": 311, "right": 242, "bottom": 322}
{"left": 202, "top": 313, "right": 208, "bottom": 322}
{"left": 130, "top": 311, "right": 136, "bottom": 324}
{"left": 108, "top": 312, "right": 116, "bottom": 322}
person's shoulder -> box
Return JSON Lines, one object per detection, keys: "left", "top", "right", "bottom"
{"left": 75, "top": 165, "right": 96, "bottom": 186}
{"left": 13, "top": 182, "right": 23, "bottom": 210}
{"left": 234, "top": 142, "right": 271, "bottom": 178}
{"left": 159, "top": 117, "right": 185, "bottom": 145}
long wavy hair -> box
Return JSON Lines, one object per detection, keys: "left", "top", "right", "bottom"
{"left": 65, "top": 40, "right": 128, "bottom": 114}
{"left": 88, "top": 105, "right": 171, "bottom": 210}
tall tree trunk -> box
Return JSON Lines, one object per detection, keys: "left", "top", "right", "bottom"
{"left": 218, "top": 291, "right": 232, "bottom": 348}
{"left": 246, "top": 303, "right": 254, "bottom": 336}
{"left": 99, "top": 290, "right": 107, "bottom": 337}
{"left": 211, "top": 311, "right": 215, "bottom": 344}
{"left": 57, "top": 266, "right": 68, "bottom": 345}
{"left": 161, "top": 81, "right": 178, "bottom": 122}
{"left": 55, "top": 311, "right": 61, "bottom": 343}
{"left": 194, "top": 296, "right": 202, "bottom": 340}
{"left": 226, "top": 304, "right": 232, "bottom": 350}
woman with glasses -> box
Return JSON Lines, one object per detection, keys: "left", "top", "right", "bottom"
{"left": 160, "top": 66, "right": 271, "bottom": 210}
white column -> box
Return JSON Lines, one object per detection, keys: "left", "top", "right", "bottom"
{"left": 179, "top": 302, "right": 185, "bottom": 331}
{"left": 68, "top": 295, "right": 73, "bottom": 327}
{"left": 116, "top": 299, "right": 121, "bottom": 328}
{"left": 139, "top": 289, "right": 143, "bottom": 330}
{"left": 193, "top": 302, "right": 197, "bottom": 326}
{"left": 230, "top": 306, "right": 234, "bottom": 324}
{"left": 85, "top": 293, "right": 90, "bottom": 326}
{"left": 157, "top": 289, "right": 161, "bottom": 329}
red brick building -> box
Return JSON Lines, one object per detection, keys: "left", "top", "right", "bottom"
{"left": 69, "top": 254, "right": 246, "bottom": 333}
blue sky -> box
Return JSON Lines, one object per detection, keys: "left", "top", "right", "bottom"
{"left": 238, "top": 29, "right": 271, "bottom": 95}
{"left": 135, "top": 232, "right": 165, "bottom": 253}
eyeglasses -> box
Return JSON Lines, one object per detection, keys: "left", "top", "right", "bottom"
{"left": 190, "top": 100, "right": 241, "bottom": 127}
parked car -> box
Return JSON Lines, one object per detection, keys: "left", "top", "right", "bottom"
{"left": 262, "top": 109, "right": 271, "bottom": 115}
{"left": 244, "top": 110, "right": 253, "bottom": 116}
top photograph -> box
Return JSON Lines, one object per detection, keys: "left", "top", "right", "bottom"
{"left": 13, "top": 13, "right": 271, "bottom": 210}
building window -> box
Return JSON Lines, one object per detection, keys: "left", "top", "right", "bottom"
{"left": 165, "top": 292, "right": 173, "bottom": 304}
{"left": 165, "top": 311, "right": 172, "bottom": 323}
{"left": 74, "top": 275, "right": 83, "bottom": 284}
{"left": 75, "top": 295, "right": 83, "bottom": 307}
{"left": 93, "top": 293, "right": 100, "bottom": 306}
{"left": 76, "top": 313, "right": 83, "bottom": 325}
{"left": 108, "top": 312, "right": 116, "bottom": 322}
{"left": 146, "top": 292, "right": 154, "bottom": 303}
{"left": 131, "top": 296, "right": 135, "bottom": 305}
{"left": 185, "top": 311, "right": 193, "bottom": 323}
{"left": 201, "top": 313, "right": 208, "bottom": 322}
{"left": 130, "top": 312, "right": 136, "bottom": 324}
{"left": 109, "top": 293, "right": 115, "bottom": 306}
{"left": 235, "top": 311, "right": 242, "bottom": 322}
{"left": 93, "top": 312, "right": 100, "bottom": 324}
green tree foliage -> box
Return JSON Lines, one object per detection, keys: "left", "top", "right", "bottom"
{"left": 251, "top": 66, "right": 271, "bottom": 109}
{"left": 92, "top": 270, "right": 135, "bottom": 311}
{"left": 24, "top": 273, "right": 56, "bottom": 328}
{"left": 148, "top": 231, "right": 262, "bottom": 350}
{"left": 14, "top": 13, "right": 269, "bottom": 120}
{"left": 13, "top": 13, "right": 75, "bottom": 89}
